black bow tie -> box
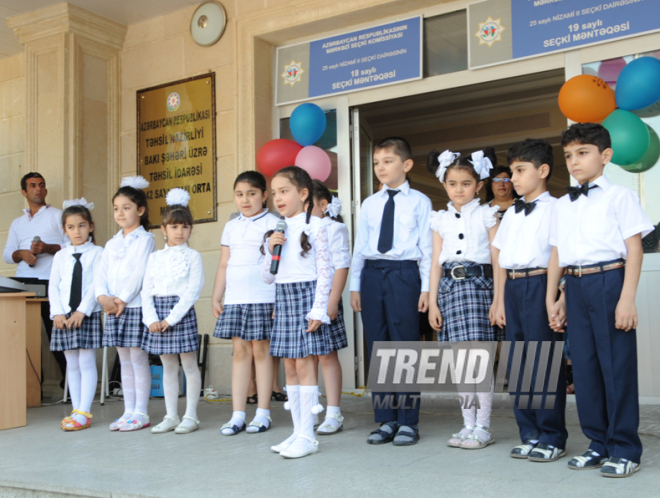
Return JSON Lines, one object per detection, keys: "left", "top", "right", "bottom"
{"left": 567, "top": 183, "right": 599, "bottom": 202}
{"left": 514, "top": 199, "right": 537, "bottom": 216}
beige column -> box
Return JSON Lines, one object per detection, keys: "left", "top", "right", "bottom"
{"left": 8, "top": 3, "right": 126, "bottom": 245}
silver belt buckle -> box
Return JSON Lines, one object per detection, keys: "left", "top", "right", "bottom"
{"left": 450, "top": 265, "right": 466, "bottom": 280}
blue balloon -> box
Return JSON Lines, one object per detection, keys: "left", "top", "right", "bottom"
{"left": 615, "top": 57, "right": 660, "bottom": 111}
{"left": 289, "top": 103, "right": 327, "bottom": 146}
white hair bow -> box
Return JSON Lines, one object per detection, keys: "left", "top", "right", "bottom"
{"left": 166, "top": 188, "right": 191, "bottom": 207}
{"left": 469, "top": 150, "right": 494, "bottom": 180}
{"left": 120, "top": 175, "right": 149, "bottom": 190}
{"left": 63, "top": 197, "right": 94, "bottom": 211}
{"left": 435, "top": 150, "right": 461, "bottom": 183}
{"left": 324, "top": 196, "right": 342, "bottom": 218}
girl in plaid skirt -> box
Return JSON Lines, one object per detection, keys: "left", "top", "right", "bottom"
{"left": 262, "top": 167, "right": 333, "bottom": 459}
{"left": 141, "top": 189, "right": 203, "bottom": 434}
{"left": 95, "top": 176, "right": 155, "bottom": 432}
{"left": 212, "top": 171, "right": 280, "bottom": 436}
{"left": 49, "top": 199, "right": 103, "bottom": 431}
{"left": 426, "top": 149, "right": 506, "bottom": 450}
{"left": 311, "top": 180, "right": 350, "bottom": 436}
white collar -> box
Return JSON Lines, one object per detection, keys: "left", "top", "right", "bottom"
{"left": 23, "top": 204, "right": 50, "bottom": 219}
{"left": 448, "top": 198, "right": 480, "bottom": 214}
{"left": 380, "top": 181, "right": 410, "bottom": 196}
{"left": 69, "top": 238, "right": 94, "bottom": 253}
{"left": 589, "top": 175, "right": 611, "bottom": 191}
{"left": 114, "top": 225, "right": 147, "bottom": 240}
{"left": 522, "top": 191, "right": 551, "bottom": 203}
{"left": 238, "top": 209, "right": 269, "bottom": 222}
{"left": 163, "top": 242, "right": 189, "bottom": 252}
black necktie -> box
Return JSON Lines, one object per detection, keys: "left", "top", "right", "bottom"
{"left": 377, "top": 189, "right": 399, "bottom": 254}
{"left": 514, "top": 199, "right": 537, "bottom": 216}
{"left": 567, "top": 183, "right": 599, "bottom": 202}
{"left": 69, "top": 253, "right": 83, "bottom": 312}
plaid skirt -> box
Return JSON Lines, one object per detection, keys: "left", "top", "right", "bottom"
{"left": 270, "top": 281, "right": 333, "bottom": 358}
{"left": 50, "top": 311, "right": 103, "bottom": 351}
{"left": 438, "top": 262, "right": 502, "bottom": 342}
{"left": 141, "top": 296, "right": 199, "bottom": 355}
{"left": 321, "top": 298, "right": 348, "bottom": 352}
{"left": 103, "top": 307, "right": 145, "bottom": 348}
{"left": 213, "top": 303, "right": 274, "bottom": 341}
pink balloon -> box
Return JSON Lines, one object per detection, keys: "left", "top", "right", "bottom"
{"left": 295, "top": 146, "right": 331, "bottom": 182}
{"left": 597, "top": 58, "right": 627, "bottom": 87}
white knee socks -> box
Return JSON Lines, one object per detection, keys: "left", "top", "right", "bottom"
{"left": 130, "top": 347, "right": 151, "bottom": 424}
{"left": 161, "top": 354, "right": 180, "bottom": 420}
{"left": 286, "top": 385, "right": 323, "bottom": 454}
{"left": 64, "top": 350, "right": 81, "bottom": 411}
{"left": 64, "top": 349, "right": 98, "bottom": 425}
{"left": 277, "top": 385, "right": 300, "bottom": 447}
{"left": 180, "top": 352, "right": 201, "bottom": 421}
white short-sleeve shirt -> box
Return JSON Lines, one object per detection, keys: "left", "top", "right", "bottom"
{"left": 550, "top": 175, "right": 654, "bottom": 266}
{"left": 222, "top": 209, "right": 279, "bottom": 305}
{"left": 493, "top": 192, "right": 556, "bottom": 270}
{"left": 431, "top": 199, "right": 498, "bottom": 265}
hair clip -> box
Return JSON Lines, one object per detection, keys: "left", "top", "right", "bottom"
{"left": 435, "top": 150, "right": 461, "bottom": 182}
{"left": 324, "top": 196, "right": 342, "bottom": 218}
{"left": 166, "top": 188, "right": 191, "bottom": 207}
{"left": 62, "top": 197, "right": 94, "bottom": 211}
{"left": 469, "top": 151, "right": 494, "bottom": 180}
{"left": 120, "top": 175, "right": 149, "bottom": 190}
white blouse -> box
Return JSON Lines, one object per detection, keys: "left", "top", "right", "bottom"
{"left": 141, "top": 243, "right": 204, "bottom": 327}
{"left": 262, "top": 212, "right": 332, "bottom": 324}
{"left": 431, "top": 199, "right": 498, "bottom": 265}
{"left": 48, "top": 239, "right": 103, "bottom": 318}
{"left": 94, "top": 226, "right": 156, "bottom": 308}
{"left": 321, "top": 216, "right": 351, "bottom": 272}
{"left": 221, "top": 209, "right": 279, "bottom": 305}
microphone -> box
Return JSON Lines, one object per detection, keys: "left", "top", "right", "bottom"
{"left": 270, "top": 220, "right": 287, "bottom": 275}
{"left": 29, "top": 236, "right": 41, "bottom": 267}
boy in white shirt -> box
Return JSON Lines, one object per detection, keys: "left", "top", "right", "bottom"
{"left": 492, "top": 139, "right": 568, "bottom": 462}
{"left": 548, "top": 123, "right": 653, "bottom": 478}
{"left": 350, "top": 137, "right": 432, "bottom": 446}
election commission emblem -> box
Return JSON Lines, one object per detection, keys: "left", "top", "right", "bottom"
{"left": 167, "top": 92, "right": 181, "bottom": 111}
{"left": 281, "top": 60, "right": 304, "bottom": 87}
{"left": 475, "top": 17, "right": 505, "bottom": 47}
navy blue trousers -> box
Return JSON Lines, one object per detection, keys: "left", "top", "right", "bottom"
{"left": 565, "top": 268, "right": 642, "bottom": 463}
{"left": 505, "top": 274, "right": 568, "bottom": 448}
{"left": 361, "top": 260, "right": 421, "bottom": 426}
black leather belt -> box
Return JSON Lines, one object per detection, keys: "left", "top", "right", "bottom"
{"left": 445, "top": 264, "right": 493, "bottom": 280}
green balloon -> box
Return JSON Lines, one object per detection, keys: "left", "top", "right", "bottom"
{"left": 603, "top": 109, "right": 650, "bottom": 166}
{"left": 620, "top": 125, "right": 660, "bottom": 173}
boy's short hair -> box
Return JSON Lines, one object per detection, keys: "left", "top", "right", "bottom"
{"left": 561, "top": 122, "right": 611, "bottom": 152}
{"left": 374, "top": 137, "right": 413, "bottom": 162}
{"left": 21, "top": 172, "right": 45, "bottom": 191}
{"left": 507, "top": 139, "right": 554, "bottom": 180}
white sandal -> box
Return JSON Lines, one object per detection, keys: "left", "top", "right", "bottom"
{"left": 151, "top": 415, "right": 181, "bottom": 434}
{"left": 460, "top": 425, "right": 494, "bottom": 449}
{"left": 279, "top": 434, "right": 319, "bottom": 459}
{"left": 119, "top": 412, "right": 150, "bottom": 432}
{"left": 175, "top": 415, "right": 200, "bottom": 434}
{"left": 448, "top": 425, "right": 473, "bottom": 447}
{"left": 317, "top": 413, "right": 344, "bottom": 435}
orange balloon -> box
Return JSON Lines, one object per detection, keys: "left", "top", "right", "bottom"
{"left": 558, "top": 74, "right": 617, "bottom": 123}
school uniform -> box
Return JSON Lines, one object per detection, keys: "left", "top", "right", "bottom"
{"left": 550, "top": 175, "right": 653, "bottom": 464}
{"left": 431, "top": 198, "right": 500, "bottom": 342}
{"left": 492, "top": 192, "right": 567, "bottom": 449}
{"left": 141, "top": 243, "right": 204, "bottom": 355}
{"left": 94, "top": 226, "right": 155, "bottom": 348}
{"left": 262, "top": 212, "right": 332, "bottom": 359}
{"left": 351, "top": 181, "right": 432, "bottom": 425}
{"left": 214, "top": 210, "right": 279, "bottom": 341}
{"left": 49, "top": 239, "right": 104, "bottom": 351}
{"left": 320, "top": 216, "right": 350, "bottom": 352}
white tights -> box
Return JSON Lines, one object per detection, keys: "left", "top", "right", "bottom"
{"left": 116, "top": 347, "right": 151, "bottom": 419}
{"left": 161, "top": 352, "right": 201, "bottom": 421}
{"left": 64, "top": 349, "right": 97, "bottom": 415}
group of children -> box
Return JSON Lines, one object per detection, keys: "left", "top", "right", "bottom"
{"left": 48, "top": 122, "right": 650, "bottom": 476}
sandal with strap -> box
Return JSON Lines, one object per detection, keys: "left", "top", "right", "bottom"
{"left": 151, "top": 415, "right": 181, "bottom": 434}
{"left": 510, "top": 440, "right": 538, "bottom": 459}
{"left": 393, "top": 425, "right": 420, "bottom": 446}
{"left": 62, "top": 410, "right": 92, "bottom": 431}
{"left": 280, "top": 434, "right": 319, "bottom": 459}
{"left": 61, "top": 410, "right": 76, "bottom": 429}
{"left": 448, "top": 425, "right": 474, "bottom": 448}
{"left": 175, "top": 415, "right": 200, "bottom": 434}
{"left": 528, "top": 442, "right": 566, "bottom": 462}
{"left": 601, "top": 457, "right": 640, "bottom": 478}
{"left": 246, "top": 394, "right": 258, "bottom": 405}
{"left": 317, "top": 413, "right": 345, "bottom": 435}
{"left": 119, "top": 412, "right": 150, "bottom": 432}
{"left": 461, "top": 425, "right": 495, "bottom": 449}
{"left": 367, "top": 422, "right": 398, "bottom": 445}
{"left": 220, "top": 421, "right": 245, "bottom": 436}
{"left": 246, "top": 416, "right": 272, "bottom": 433}
{"left": 568, "top": 449, "right": 608, "bottom": 470}
{"left": 271, "top": 391, "right": 288, "bottom": 402}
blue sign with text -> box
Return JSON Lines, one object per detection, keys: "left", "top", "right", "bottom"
{"left": 512, "top": 0, "right": 659, "bottom": 59}
{"left": 307, "top": 17, "right": 422, "bottom": 99}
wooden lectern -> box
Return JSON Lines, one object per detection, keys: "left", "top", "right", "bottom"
{"left": 0, "top": 293, "right": 42, "bottom": 430}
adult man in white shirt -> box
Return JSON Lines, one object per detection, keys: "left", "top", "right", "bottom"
{"left": 3, "top": 173, "right": 67, "bottom": 384}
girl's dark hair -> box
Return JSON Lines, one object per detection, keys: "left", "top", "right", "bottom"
{"left": 261, "top": 166, "right": 314, "bottom": 257}
{"left": 113, "top": 186, "right": 150, "bottom": 230}
{"left": 234, "top": 170, "right": 268, "bottom": 208}
{"left": 485, "top": 165, "right": 518, "bottom": 203}
{"left": 427, "top": 147, "right": 498, "bottom": 183}
{"left": 162, "top": 204, "right": 194, "bottom": 226}
{"left": 312, "top": 179, "right": 343, "bottom": 223}
{"left": 61, "top": 205, "right": 95, "bottom": 244}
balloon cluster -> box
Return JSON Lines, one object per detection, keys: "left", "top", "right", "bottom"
{"left": 257, "top": 103, "right": 332, "bottom": 181}
{"left": 558, "top": 56, "right": 660, "bottom": 172}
